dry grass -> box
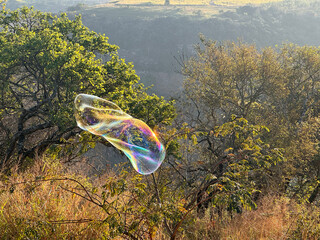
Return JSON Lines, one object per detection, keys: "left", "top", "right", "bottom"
{"left": 95, "top": 0, "right": 283, "bottom": 18}
{"left": 183, "top": 194, "right": 320, "bottom": 240}
{"left": 219, "top": 195, "right": 292, "bottom": 239}
{"left": 2, "top": 157, "right": 320, "bottom": 239}
{"left": 0, "top": 157, "right": 109, "bottom": 239}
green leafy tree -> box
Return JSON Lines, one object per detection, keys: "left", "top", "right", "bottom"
{"left": 181, "top": 37, "right": 320, "bottom": 194}
{"left": 182, "top": 37, "right": 320, "bottom": 136}
{"left": 285, "top": 117, "right": 320, "bottom": 202}
{"left": 0, "top": 7, "right": 175, "bottom": 168}
{"left": 157, "top": 117, "right": 284, "bottom": 239}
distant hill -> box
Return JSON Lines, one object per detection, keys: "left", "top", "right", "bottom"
{"left": 5, "top": 0, "right": 320, "bottom": 97}
{"left": 67, "top": 0, "right": 320, "bottom": 97}
{"left": 5, "top": 0, "right": 108, "bottom": 12}
{"left": 5, "top": 0, "right": 284, "bottom": 13}
{"left": 111, "top": 0, "right": 283, "bottom": 6}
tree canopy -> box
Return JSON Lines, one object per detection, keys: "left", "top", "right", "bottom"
{"left": 0, "top": 7, "right": 176, "bottom": 168}
{"left": 179, "top": 37, "right": 320, "bottom": 202}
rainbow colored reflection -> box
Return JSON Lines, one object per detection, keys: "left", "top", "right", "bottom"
{"left": 74, "top": 94, "right": 166, "bottom": 175}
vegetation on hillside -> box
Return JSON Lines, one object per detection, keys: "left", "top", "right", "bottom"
{"left": 0, "top": 4, "right": 320, "bottom": 240}
{"left": 68, "top": 0, "right": 320, "bottom": 97}
{"left": 180, "top": 38, "right": 320, "bottom": 202}
{"left": 111, "top": 0, "right": 283, "bottom": 6}
{"left": 5, "top": 0, "right": 285, "bottom": 11}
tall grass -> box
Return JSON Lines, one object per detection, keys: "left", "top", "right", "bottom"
{"left": 1, "top": 157, "right": 320, "bottom": 239}
{"left": 187, "top": 195, "right": 320, "bottom": 240}
{"left": 0, "top": 157, "right": 109, "bottom": 239}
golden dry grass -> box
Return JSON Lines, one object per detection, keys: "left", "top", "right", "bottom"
{"left": 92, "top": 0, "right": 284, "bottom": 18}
{"left": 219, "top": 195, "right": 292, "bottom": 239}
{"left": 184, "top": 194, "right": 320, "bottom": 240}
{"left": 1, "top": 157, "right": 320, "bottom": 239}
{"left": 0, "top": 158, "right": 109, "bottom": 239}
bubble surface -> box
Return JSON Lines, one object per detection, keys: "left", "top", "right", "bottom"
{"left": 74, "top": 94, "right": 166, "bottom": 175}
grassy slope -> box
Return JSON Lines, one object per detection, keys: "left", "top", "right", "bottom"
{"left": 111, "top": 0, "right": 283, "bottom": 6}
{"left": 90, "top": 0, "right": 284, "bottom": 18}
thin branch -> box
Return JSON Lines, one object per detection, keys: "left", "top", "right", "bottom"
{"left": 151, "top": 173, "right": 173, "bottom": 236}
{"left": 49, "top": 219, "right": 102, "bottom": 224}
{"left": 11, "top": 177, "right": 102, "bottom": 207}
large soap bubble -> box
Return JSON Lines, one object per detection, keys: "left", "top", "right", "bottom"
{"left": 74, "top": 94, "right": 166, "bottom": 175}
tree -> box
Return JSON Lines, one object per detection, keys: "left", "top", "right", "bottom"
{"left": 180, "top": 37, "right": 320, "bottom": 199}
{"left": 182, "top": 37, "right": 284, "bottom": 122}
{"left": 0, "top": 7, "right": 176, "bottom": 168}
{"left": 182, "top": 37, "right": 320, "bottom": 129}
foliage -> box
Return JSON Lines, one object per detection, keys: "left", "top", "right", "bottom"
{"left": 183, "top": 38, "right": 320, "bottom": 126}
{"left": 70, "top": 0, "right": 320, "bottom": 98}
{"left": 285, "top": 117, "right": 320, "bottom": 202}
{"left": 164, "top": 117, "right": 284, "bottom": 226}
{"left": 0, "top": 156, "right": 184, "bottom": 239}
{"left": 181, "top": 38, "right": 320, "bottom": 197}
{"left": 1, "top": 3, "right": 320, "bottom": 239}
{"left": 93, "top": 0, "right": 283, "bottom": 6}
{"left": 0, "top": 7, "right": 176, "bottom": 168}
{"left": 0, "top": 0, "right": 6, "bottom": 10}
{"left": 2, "top": 156, "right": 320, "bottom": 240}
{"left": 67, "top": 3, "right": 89, "bottom": 12}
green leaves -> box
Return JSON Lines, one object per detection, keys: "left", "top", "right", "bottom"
{"left": 0, "top": 7, "right": 176, "bottom": 165}
{"left": 98, "top": 169, "right": 169, "bottom": 239}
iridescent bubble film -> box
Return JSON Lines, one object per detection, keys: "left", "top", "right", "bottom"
{"left": 74, "top": 94, "right": 166, "bottom": 175}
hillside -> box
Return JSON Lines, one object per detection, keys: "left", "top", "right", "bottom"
{"left": 6, "top": 0, "right": 320, "bottom": 97}
{"left": 67, "top": 0, "right": 320, "bottom": 97}
{"left": 1, "top": 4, "right": 320, "bottom": 239}
{"left": 103, "top": 0, "right": 283, "bottom": 6}
{"left": 6, "top": 0, "right": 284, "bottom": 12}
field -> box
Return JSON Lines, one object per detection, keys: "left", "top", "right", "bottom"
{"left": 89, "top": 0, "right": 284, "bottom": 18}
{"left": 110, "top": 0, "right": 283, "bottom": 6}
{"left": 211, "top": 0, "right": 283, "bottom": 5}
